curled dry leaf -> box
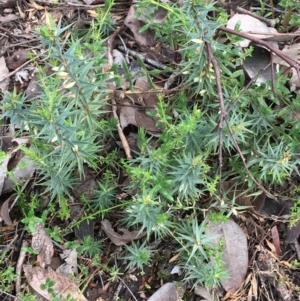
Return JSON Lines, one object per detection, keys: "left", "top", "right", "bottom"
{"left": 205, "top": 219, "right": 248, "bottom": 292}
{"left": 124, "top": 6, "right": 155, "bottom": 47}
{"left": 271, "top": 226, "right": 281, "bottom": 256}
{"left": 101, "top": 219, "right": 146, "bottom": 246}
{"left": 32, "top": 223, "right": 54, "bottom": 268}
{"left": 0, "top": 197, "right": 12, "bottom": 225}
{"left": 243, "top": 45, "right": 273, "bottom": 84}
{"left": 23, "top": 265, "right": 87, "bottom": 301}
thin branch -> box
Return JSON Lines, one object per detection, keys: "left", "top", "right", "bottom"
{"left": 117, "top": 276, "right": 138, "bottom": 301}
{"left": 117, "top": 45, "right": 169, "bottom": 70}
{"left": 235, "top": 6, "right": 275, "bottom": 27}
{"left": 112, "top": 97, "right": 132, "bottom": 159}
{"left": 219, "top": 26, "right": 300, "bottom": 70}
{"left": 225, "top": 118, "right": 277, "bottom": 200}
{"left": 206, "top": 40, "right": 277, "bottom": 200}
{"left": 206, "top": 42, "right": 225, "bottom": 193}
{"left": 15, "top": 240, "right": 28, "bottom": 294}
{"left": 226, "top": 63, "right": 271, "bottom": 115}
{"left": 1, "top": 57, "right": 36, "bottom": 81}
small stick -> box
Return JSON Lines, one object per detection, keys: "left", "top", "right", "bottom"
{"left": 112, "top": 97, "right": 132, "bottom": 159}
{"left": 117, "top": 276, "right": 138, "bottom": 301}
{"left": 225, "top": 118, "right": 277, "bottom": 200}
{"left": 219, "top": 26, "right": 300, "bottom": 69}
{"left": 15, "top": 240, "right": 28, "bottom": 294}
{"left": 117, "top": 45, "right": 168, "bottom": 70}
{"left": 206, "top": 42, "right": 225, "bottom": 193}
{"left": 206, "top": 40, "right": 277, "bottom": 199}
{"left": 236, "top": 6, "right": 275, "bottom": 27}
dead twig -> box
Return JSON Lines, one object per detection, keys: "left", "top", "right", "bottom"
{"left": 235, "top": 6, "right": 275, "bottom": 27}
{"left": 112, "top": 97, "right": 132, "bottom": 159}
{"left": 226, "top": 63, "right": 271, "bottom": 115}
{"left": 117, "top": 276, "right": 138, "bottom": 301}
{"left": 15, "top": 240, "right": 28, "bottom": 294}
{"left": 206, "top": 41, "right": 276, "bottom": 200}
{"left": 205, "top": 42, "right": 225, "bottom": 193}
{"left": 219, "top": 26, "right": 300, "bottom": 70}
{"left": 225, "top": 118, "right": 277, "bottom": 200}
{"left": 117, "top": 45, "right": 168, "bottom": 70}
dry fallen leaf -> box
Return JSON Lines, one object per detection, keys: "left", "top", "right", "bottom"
{"left": 272, "top": 43, "right": 300, "bottom": 91}
{"left": 147, "top": 282, "right": 185, "bottom": 301}
{"left": 271, "top": 225, "right": 281, "bottom": 256}
{"left": 194, "top": 285, "right": 212, "bottom": 301}
{"left": 205, "top": 219, "right": 248, "bottom": 292}
{"left": 101, "top": 219, "right": 146, "bottom": 246}
{"left": 285, "top": 222, "right": 300, "bottom": 244}
{"left": 2, "top": 152, "right": 36, "bottom": 195}
{"left": 0, "top": 197, "right": 12, "bottom": 225}
{"left": 226, "top": 14, "right": 278, "bottom": 48}
{"left": 124, "top": 6, "right": 155, "bottom": 47}
{"left": 118, "top": 101, "right": 138, "bottom": 129}
{"left": 23, "top": 265, "right": 87, "bottom": 301}
{"left": 135, "top": 109, "right": 160, "bottom": 132}
{"left": 28, "top": 0, "right": 44, "bottom": 10}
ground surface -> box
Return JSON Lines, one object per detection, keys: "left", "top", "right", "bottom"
{"left": 1, "top": 0, "right": 300, "bottom": 300}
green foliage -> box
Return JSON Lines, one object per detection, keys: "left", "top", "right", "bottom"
{"left": 90, "top": 170, "right": 117, "bottom": 213}
{"left": 107, "top": 265, "right": 124, "bottom": 282}
{"left": 176, "top": 218, "right": 228, "bottom": 288}
{"left": 123, "top": 241, "right": 153, "bottom": 272}
{"left": 1, "top": 14, "right": 111, "bottom": 201}
{"left": 0, "top": 252, "right": 16, "bottom": 291}
{"left": 77, "top": 236, "right": 103, "bottom": 258}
